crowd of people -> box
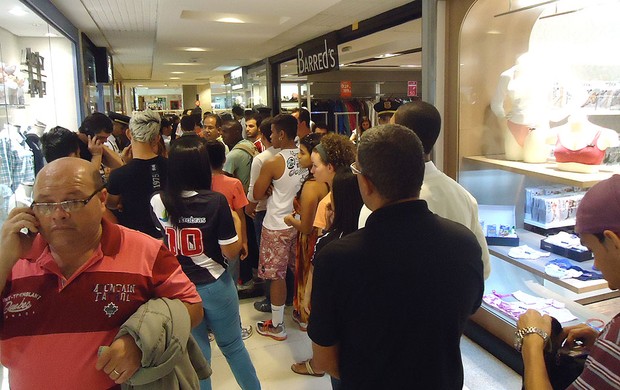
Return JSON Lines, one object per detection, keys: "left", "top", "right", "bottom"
{"left": 0, "top": 100, "right": 618, "bottom": 389}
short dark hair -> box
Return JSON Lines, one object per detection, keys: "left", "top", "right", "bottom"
{"left": 300, "top": 133, "right": 322, "bottom": 154}
{"left": 206, "top": 140, "right": 226, "bottom": 170}
{"left": 79, "top": 112, "right": 113, "bottom": 136}
{"left": 40, "top": 126, "right": 80, "bottom": 162}
{"left": 259, "top": 117, "right": 273, "bottom": 141}
{"left": 204, "top": 113, "right": 222, "bottom": 128}
{"left": 248, "top": 113, "right": 263, "bottom": 127}
{"left": 219, "top": 112, "right": 234, "bottom": 122}
{"left": 190, "top": 114, "right": 202, "bottom": 128}
{"left": 180, "top": 115, "right": 195, "bottom": 132}
{"left": 231, "top": 105, "right": 244, "bottom": 116}
{"left": 357, "top": 124, "right": 425, "bottom": 201}
{"left": 297, "top": 108, "right": 310, "bottom": 127}
{"left": 271, "top": 114, "right": 297, "bottom": 140}
{"left": 222, "top": 120, "right": 243, "bottom": 137}
{"left": 313, "top": 122, "right": 329, "bottom": 132}
{"left": 393, "top": 101, "right": 441, "bottom": 154}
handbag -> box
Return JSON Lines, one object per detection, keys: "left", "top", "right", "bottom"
{"left": 544, "top": 317, "right": 589, "bottom": 390}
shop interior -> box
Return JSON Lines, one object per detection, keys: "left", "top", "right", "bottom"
{"left": 454, "top": 0, "right": 620, "bottom": 359}
{"left": 276, "top": 19, "right": 422, "bottom": 135}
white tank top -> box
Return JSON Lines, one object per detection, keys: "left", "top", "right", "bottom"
{"left": 263, "top": 148, "right": 306, "bottom": 230}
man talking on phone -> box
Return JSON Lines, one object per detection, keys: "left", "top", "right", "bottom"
{"left": 0, "top": 157, "right": 203, "bottom": 389}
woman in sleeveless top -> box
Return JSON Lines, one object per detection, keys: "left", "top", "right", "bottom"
{"left": 283, "top": 134, "right": 328, "bottom": 329}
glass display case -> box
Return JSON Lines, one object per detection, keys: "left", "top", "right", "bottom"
{"left": 455, "top": 0, "right": 620, "bottom": 348}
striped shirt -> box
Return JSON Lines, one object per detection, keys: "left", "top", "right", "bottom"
{"left": 0, "top": 219, "right": 201, "bottom": 389}
{"left": 568, "top": 313, "right": 620, "bottom": 389}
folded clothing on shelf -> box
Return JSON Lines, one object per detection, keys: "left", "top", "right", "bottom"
{"left": 483, "top": 290, "right": 577, "bottom": 323}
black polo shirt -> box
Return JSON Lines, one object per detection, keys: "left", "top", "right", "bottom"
{"left": 308, "top": 200, "right": 484, "bottom": 390}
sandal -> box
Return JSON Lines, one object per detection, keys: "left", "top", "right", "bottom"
{"left": 291, "top": 359, "right": 325, "bottom": 377}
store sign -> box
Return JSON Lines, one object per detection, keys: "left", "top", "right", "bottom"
{"left": 296, "top": 33, "right": 339, "bottom": 76}
{"left": 340, "top": 81, "right": 352, "bottom": 98}
{"left": 408, "top": 80, "right": 418, "bottom": 97}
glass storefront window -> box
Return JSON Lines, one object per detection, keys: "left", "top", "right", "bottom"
{"left": 0, "top": 0, "right": 79, "bottom": 227}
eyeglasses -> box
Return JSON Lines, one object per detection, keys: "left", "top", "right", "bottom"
{"left": 350, "top": 161, "right": 362, "bottom": 175}
{"left": 31, "top": 186, "right": 105, "bottom": 216}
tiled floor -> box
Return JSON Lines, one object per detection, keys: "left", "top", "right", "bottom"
{"left": 208, "top": 297, "right": 522, "bottom": 389}
{"left": 0, "top": 297, "right": 523, "bottom": 389}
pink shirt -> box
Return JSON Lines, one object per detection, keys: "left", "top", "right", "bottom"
{"left": 212, "top": 174, "right": 249, "bottom": 211}
{"left": 0, "top": 219, "right": 201, "bottom": 389}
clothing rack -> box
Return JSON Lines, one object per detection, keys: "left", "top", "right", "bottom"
{"left": 311, "top": 111, "right": 328, "bottom": 124}
{"left": 334, "top": 111, "right": 359, "bottom": 137}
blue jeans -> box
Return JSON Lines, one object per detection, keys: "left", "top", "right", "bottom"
{"left": 192, "top": 271, "right": 261, "bottom": 390}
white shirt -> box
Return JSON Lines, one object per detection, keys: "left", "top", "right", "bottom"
{"left": 358, "top": 161, "right": 491, "bottom": 280}
{"left": 247, "top": 146, "right": 280, "bottom": 212}
{"left": 263, "top": 148, "right": 305, "bottom": 231}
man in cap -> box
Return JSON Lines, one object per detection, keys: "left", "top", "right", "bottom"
{"left": 517, "top": 174, "right": 620, "bottom": 389}
{"left": 105, "top": 110, "right": 167, "bottom": 238}
{"left": 107, "top": 112, "right": 131, "bottom": 153}
{"left": 0, "top": 157, "right": 202, "bottom": 389}
{"left": 373, "top": 100, "right": 401, "bottom": 125}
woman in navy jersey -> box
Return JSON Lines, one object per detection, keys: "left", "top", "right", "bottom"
{"left": 151, "top": 136, "right": 260, "bottom": 390}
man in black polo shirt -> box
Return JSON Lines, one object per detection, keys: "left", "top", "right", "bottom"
{"left": 308, "top": 124, "right": 484, "bottom": 389}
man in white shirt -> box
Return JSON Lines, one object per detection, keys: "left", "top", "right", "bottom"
{"left": 358, "top": 101, "right": 490, "bottom": 279}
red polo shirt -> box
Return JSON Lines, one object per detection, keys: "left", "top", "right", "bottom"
{"left": 0, "top": 219, "right": 200, "bottom": 389}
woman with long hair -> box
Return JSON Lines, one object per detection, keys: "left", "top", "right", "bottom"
{"left": 311, "top": 133, "right": 356, "bottom": 235}
{"left": 291, "top": 168, "right": 364, "bottom": 386}
{"left": 350, "top": 115, "right": 371, "bottom": 144}
{"left": 283, "top": 133, "right": 329, "bottom": 331}
{"left": 150, "top": 136, "right": 260, "bottom": 390}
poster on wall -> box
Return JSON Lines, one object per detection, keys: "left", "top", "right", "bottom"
{"left": 408, "top": 81, "right": 418, "bottom": 97}
{"left": 340, "top": 81, "right": 352, "bottom": 99}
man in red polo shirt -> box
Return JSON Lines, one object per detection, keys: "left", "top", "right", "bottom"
{"left": 0, "top": 157, "right": 202, "bottom": 389}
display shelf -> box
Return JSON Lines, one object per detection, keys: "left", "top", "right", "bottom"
{"left": 489, "top": 229, "right": 609, "bottom": 294}
{"left": 523, "top": 218, "right": 575, "bottom": 230}
{"left": 464, "top": 155, "right": 616, "bottom": 188}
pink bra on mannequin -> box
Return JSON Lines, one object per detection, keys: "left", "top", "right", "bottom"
{"left": 554, "top": 131, "right": 605, "bottom": 165}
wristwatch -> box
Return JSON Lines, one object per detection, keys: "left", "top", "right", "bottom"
{"left": 514, "top": 327, "right": 549, "bottom": 352}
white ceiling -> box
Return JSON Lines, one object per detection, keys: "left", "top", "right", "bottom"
{"left": 45, "top": 0, "right": 417, "bottom": 87}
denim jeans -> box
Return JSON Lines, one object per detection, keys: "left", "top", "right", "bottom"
{"left": 192, "top": 270, "right": 261, "bottom": 390}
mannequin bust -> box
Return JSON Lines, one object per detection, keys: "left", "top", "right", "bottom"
{"left": 491, "top": 52, "right": 554, "bottom": 162}
{"left": 553, "top": 113, "right": 619, "bottom": 173}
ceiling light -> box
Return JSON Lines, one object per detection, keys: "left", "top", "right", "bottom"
{"left": 163, "top": 63, "right": 201, "bottom": 66}
{"left": 170, "top": 77, "right": 180, "bottom": 80}
{"left": 44, "top": 32, "right": 58, "bottom": 37}
{"left": 182, "top": 47, "right": 208, "bottom": 52}
{"left": 137, "top": 84, "right": 144, "bottom": 86}
{"left": 400, "top": 65, "right": 421, "bottom": 68}
{"left": 9, "top": 7, "right": 28, "bottom": 16}
{"left": 171, "top": 71, "right": 185, "bottom": 74}
{"left": 217, "top": 17, "right": 244, "bottom": 23}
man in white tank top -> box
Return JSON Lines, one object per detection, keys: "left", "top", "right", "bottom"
{"left": 253, "top": 114, "right": 306, "bottom": 341}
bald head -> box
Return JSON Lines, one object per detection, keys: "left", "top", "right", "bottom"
{"left": 35, "top": 157, "right": 102, "bottom": 196}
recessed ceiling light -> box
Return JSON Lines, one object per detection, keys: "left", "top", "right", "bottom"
{"left": 10, "top": 7, "right": 28, "bottom": 16}
{"left": 170, "top": 77, "right": 180, "bottom": 80}
{"left": 217, "top": 17, "right": 244, "bottom": 23}
{"left": 137, "top": 84, "right": 144, "bottom": 86}
{"left": 182, "top": 47, "right": 208, "bottom": 52}
{"left": 487, "top": 30, "right": 502, "bottom": 35}
{"left": 171, "top": 71, "right": 185, "bottom": 74}
{"left": 400, "top": 65, "right": 420, "bottom": 68}
{"left": 44, "top": 32, "right": 58, "bottom": 37}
